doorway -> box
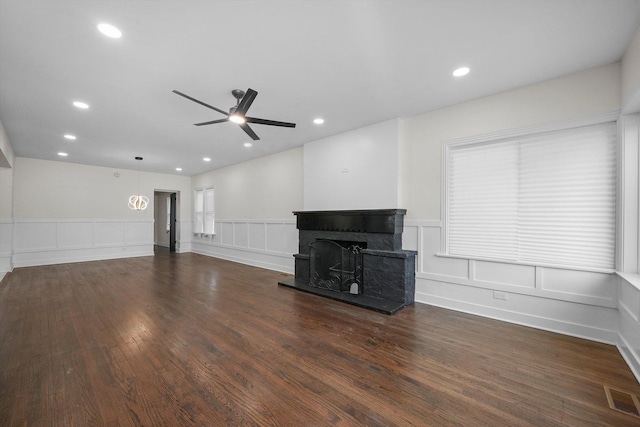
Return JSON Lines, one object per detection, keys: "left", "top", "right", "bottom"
{"left": 154, "top": 191, "right": 179, "bottom": 252}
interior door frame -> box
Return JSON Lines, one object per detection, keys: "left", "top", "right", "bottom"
{"left": 169, "top": 192, "right": 177, "bottom": 252}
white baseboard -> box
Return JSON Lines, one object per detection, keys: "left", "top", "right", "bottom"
{"left": 618, "top": 334, "right": 640, "bottom": 384}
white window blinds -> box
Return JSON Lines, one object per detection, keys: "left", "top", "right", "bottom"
{"left": 194, "top": 189, "right": 204, "bottom": 234}
{"left": 194, "top": 188, "right": 215, "bottom": 235}
{"left": 446, "top": 122, "right": 617, "bottom": 270}
{"left": 204, "top": 188, "right": 215, "bottom": 235}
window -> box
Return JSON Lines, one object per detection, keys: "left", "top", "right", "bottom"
{"left": 444, "top": 121, "right": 617, "bottom": 271}
{"left": 204, "top": 188, "right": 214, "bottom": 235}
{"left": 193, "top": 187, "right": 214, "bottom": 235}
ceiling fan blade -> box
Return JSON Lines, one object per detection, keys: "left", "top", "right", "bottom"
{"left": 194, "top": 118, "right": 228, "bottom": 126}
{"left": 236, "top": 88, "right": 258, "bottom": 115}
{"left": 239, "top": 123, "right": 260, "bottom": 140}
{"left": 172, "top": 90, "right": 229, "bottom": 116}
{"left": 246, "top": 117, "right": 296, "bottom": 128}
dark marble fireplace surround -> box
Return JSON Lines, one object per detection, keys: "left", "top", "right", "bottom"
{"left": 278, "top": 209, "right": 417, "bottom": 314}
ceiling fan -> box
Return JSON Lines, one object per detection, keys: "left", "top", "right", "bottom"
{"left": 172, "top": 88, "right": 296, "bottom": 141}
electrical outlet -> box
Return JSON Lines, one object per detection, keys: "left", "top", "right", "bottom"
{"left": 493, "top": 291, "right": 508, "bottom": 300}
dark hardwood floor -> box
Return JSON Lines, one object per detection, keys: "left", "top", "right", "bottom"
{"left": 1, "top": 247, "right": 640, "bottom": 426}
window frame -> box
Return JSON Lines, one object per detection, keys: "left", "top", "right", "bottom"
{"left": 193, "top": 187, "right": 215, "bottom": 236}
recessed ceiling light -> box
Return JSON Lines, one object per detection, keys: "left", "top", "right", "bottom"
{"left": 244, "top": 142, "right": 252, "bottom": 147}
{"left": 64, "top": 134, "right": 77, "bottom": 140}
{"left": 313, "top": 118, "right": 325, "bottom": 125}
{"left": 58, "top": 152, "right": 68, "bottom": 157}
{"left": 453, "top": 67, "right": 470, "bottom": 77}
{"left": 203, "top": 157, "right": 211, "bottom": 162}
{"left": 175, "top": 167, "right": 182, "bottom": 172}
{"left": 97, "top": 23, "right": 122, "bottom": 39}
{"left": 73, "top": 101, "right": 89, "bottom": 109}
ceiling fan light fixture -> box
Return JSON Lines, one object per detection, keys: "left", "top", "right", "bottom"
{"left": 229, "top": 114, "right": 246, "bottom": 124}
{"left": 453, "top": 66, "right": 470, "bottom": 77}
{"left": 73, "top": 101, "right": 89, "bottom": 109}
{"left": 97, "top": 23, "right": 122, "bottom": 39}
{"left": 244, "top": 142, "right": 252, "bottom": 147}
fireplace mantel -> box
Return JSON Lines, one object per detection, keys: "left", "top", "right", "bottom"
{"left": 278, "top": 209, "right": 416, "bottom": 314}
{"left": 294, "top": 209, "right": 406, "bottom": 234}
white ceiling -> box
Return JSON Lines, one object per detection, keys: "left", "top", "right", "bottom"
{"left": 1, "top": 0, "right": 639, "bottom": 176}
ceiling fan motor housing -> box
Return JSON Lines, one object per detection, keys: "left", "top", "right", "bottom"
{"left": 231, "top": 89, "right": 245, "bottom": 102}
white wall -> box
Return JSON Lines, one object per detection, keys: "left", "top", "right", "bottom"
{"left": 623, "top": 25, "right": 640, "bottom": 113}
{"left": 304, "top": 119, "right": 400, "bottom": 211}
{"left": 190, "top": 147, "right": 303, "bottom": 273}
{"left": 13, "top": 157, "right": 191, "bottom": 220}
{"left": 192, "top": 147, "right": 303, "bottom": 220}
{"left": 10, "top": 157, "right": 191, "bottom": 266}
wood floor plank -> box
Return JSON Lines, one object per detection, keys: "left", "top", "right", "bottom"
{"left": 1, "top": 247, "right": 639, "bottom": 426}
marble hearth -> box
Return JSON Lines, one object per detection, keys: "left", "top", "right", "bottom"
{"left": 278, "top": 209, "right": 417, "bottom": 314}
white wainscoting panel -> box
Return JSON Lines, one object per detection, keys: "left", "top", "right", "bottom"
{"left": 474, "top": 261, "right": 536, "bottom": 289}
{"left": 177, "top": 220, "right": 192, "bottom": 253}
{"left": 618, "top": 275, "right": 640, "bottom": 382}
{"left": 12, "top": 219, "right": 154, "bottom": 267}
{"left": 219, "top": 222, "right": 234, "bottom": 246}
{"left": 94, "top": 221, "right": 125, "bottom": 246}
{"left": 234, "top": 222, "right": 249, "bottom": 248}
{"left": 58, "top": 221, "right": 94, "bottom": 248}
{"left": 14, "top": 221, "right": 57, "bottom": 251}
{"left": 0, "top": 219, "right": 13, "bottom": 276}
{"left": 125, "top": 220, "right": 153, "bottom": 245}
{"left": 541, "top": 268, "right": 615, "bottom": 299}
{"left": 192, "top": 219, "right": 296, "bottom": 274}
{"left": 405, "top": 220, "right": 619, "bottom": 344}
{"left": 248, "top": 222, "right": 266, "bottom": 251}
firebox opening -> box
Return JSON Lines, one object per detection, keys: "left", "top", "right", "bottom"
{"left": 309, "top": 239, "right": 367, "bottom": 294}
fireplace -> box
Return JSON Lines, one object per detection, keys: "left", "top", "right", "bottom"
{"left": 278, "top": 209, "right": 417, "bottom": 314}
{"left": 310, "top": 240, "right": 366, "bottom": 293}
